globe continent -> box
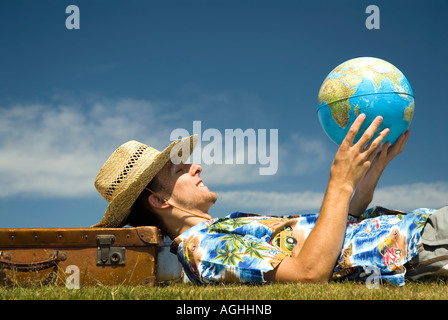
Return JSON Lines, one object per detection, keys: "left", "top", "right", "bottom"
{"left": 317, "top": 57, "right": 414, "bottom": 145}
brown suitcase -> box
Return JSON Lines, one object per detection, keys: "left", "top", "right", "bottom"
{"left": 0, "top": 226, "right": 182, "bottom": 286}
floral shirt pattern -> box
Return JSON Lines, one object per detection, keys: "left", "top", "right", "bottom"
{"left": 171, "top": 207, "right": 435, "bottom": 286}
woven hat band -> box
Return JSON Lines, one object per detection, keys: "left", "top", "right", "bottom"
{"left": 94, "top": 141, "right": 160, "bottom": 204}
{"left": 104, "top": 144, "right": 152, "bottom": 202}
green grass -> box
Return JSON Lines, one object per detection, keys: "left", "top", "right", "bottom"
{"left": 1, "top": 279, "right": 448, "bottom": 300}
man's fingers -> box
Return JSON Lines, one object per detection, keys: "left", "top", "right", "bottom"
{"left": 368, "top": 129, "right": 389, "bottom": 158}
{"left": 368, "top": 127, "right": 390, "bottom": 153}
{"left": 394, "top": 130, "right": 411, "bottom": 153}
{"left": 366, "top": 142, "right": 381, "bottom": 163}
{"left": 385, "top": 130, "right": 410, "bottom": 159}
{"left": 355, "top": 116, "right": 384, "bottom": 148}
{"left": 344, "top": 114, "right": 366, "bottom": 145}
{"left": 380, "top": 141, "right": 390, "bottom": 160}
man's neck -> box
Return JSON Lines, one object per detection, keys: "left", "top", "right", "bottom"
{"left": 163, "top": 208, "right": 212, "bottom": 240}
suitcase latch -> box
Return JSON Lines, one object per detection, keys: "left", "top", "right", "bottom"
{"left": 96, "top": 235, "right": 126, "bottom": 266}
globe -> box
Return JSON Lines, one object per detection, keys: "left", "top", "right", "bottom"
{"left": 317, "top": 57, "right": 414, "bottom": 145}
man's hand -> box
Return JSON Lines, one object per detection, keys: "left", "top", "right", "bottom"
{"left": 330, "top": 114, "right": 390, "bottom": 193}
{"left": 349, "top": 130, "right": 411, "bottom": 216}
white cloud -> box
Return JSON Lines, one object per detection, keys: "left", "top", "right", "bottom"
{"left": 371, "top": 182, "right": 448, "bottom": 211}
{"left": 201, "top": 164, "right": 266, "bottom": 186}
{"left": 0, "top": 99, "right": 170, "bottom": 198}
{"left": 0, "top": 96, "right": 282, "bottom": 198}
{"left": 215, "top": 182, "right": 448, "bottom": 214}
{"left": 217, "top": 190, "right": 325, "bottom": 214}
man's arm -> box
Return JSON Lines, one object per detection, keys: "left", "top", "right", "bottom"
{"left": 348, "top": 130, "right": 411, "bottom": 217}
{"left": 265, "top": 114, "right": 389, "bottom": 283}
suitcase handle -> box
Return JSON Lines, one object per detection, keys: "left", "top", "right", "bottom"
{"left": 0, "top": 250, "right": 66, "bottom": 271}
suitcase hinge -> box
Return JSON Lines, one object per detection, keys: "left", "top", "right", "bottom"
{"left": 96, "top": 235, "right": 126, "bottom": 266}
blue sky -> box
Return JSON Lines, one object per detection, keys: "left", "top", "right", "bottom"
{"left": 0, "top": 0, "right": 447, "bottom": 228}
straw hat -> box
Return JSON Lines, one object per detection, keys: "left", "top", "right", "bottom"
{"left": 92, "top": 135, "right": 198, "bottom": 228}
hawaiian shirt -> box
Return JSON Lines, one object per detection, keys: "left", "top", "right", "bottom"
{"left": 171, "top": 206, "right": 435, "bottom": 286}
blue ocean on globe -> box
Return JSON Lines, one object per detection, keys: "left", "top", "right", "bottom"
{"left": 317, "top": 57, "right": 414, "bottom": 145}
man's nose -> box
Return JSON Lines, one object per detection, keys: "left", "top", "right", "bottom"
{"left": 189, "top": 163, "right": 202, "bottom": 176}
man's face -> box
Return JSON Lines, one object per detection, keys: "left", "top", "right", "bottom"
{"left": 154, "top": 161, "right": 217, "bottom": 214}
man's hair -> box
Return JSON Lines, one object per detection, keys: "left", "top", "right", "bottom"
{"left": 124, "top": 176, "right": 167, "bottom": 232}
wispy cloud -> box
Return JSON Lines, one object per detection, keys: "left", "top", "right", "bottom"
{"left": 215, "top": 182, "right": 447, "bottom": 214}
{"left": 0, "top": 98, "right": 170, "bottom": 197}
{"left": 371, "top": 182, "right": 448, "bottom": 211}
{"left": 201, "top": 164, "right": 267, "bottom": 186}
{"left": 216, "top": 189, "right": 325, "bottom": 214}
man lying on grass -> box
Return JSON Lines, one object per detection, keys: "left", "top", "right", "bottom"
{"left": 93, "top": 114, "right": 446, "bottom": 286}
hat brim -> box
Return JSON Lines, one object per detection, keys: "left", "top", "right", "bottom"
{"left": 92, "top": 135, "right": 198, "bottom": 228}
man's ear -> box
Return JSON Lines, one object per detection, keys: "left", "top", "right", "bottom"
{"left": 147, "top": 193, "right": 170, "bottom": 209}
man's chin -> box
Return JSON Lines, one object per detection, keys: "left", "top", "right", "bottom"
{"left": 204, "top": 191, "right": 218, "bottom": 211}
{"left": 210, "top": 191, "right": 218, "bottom": 204}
